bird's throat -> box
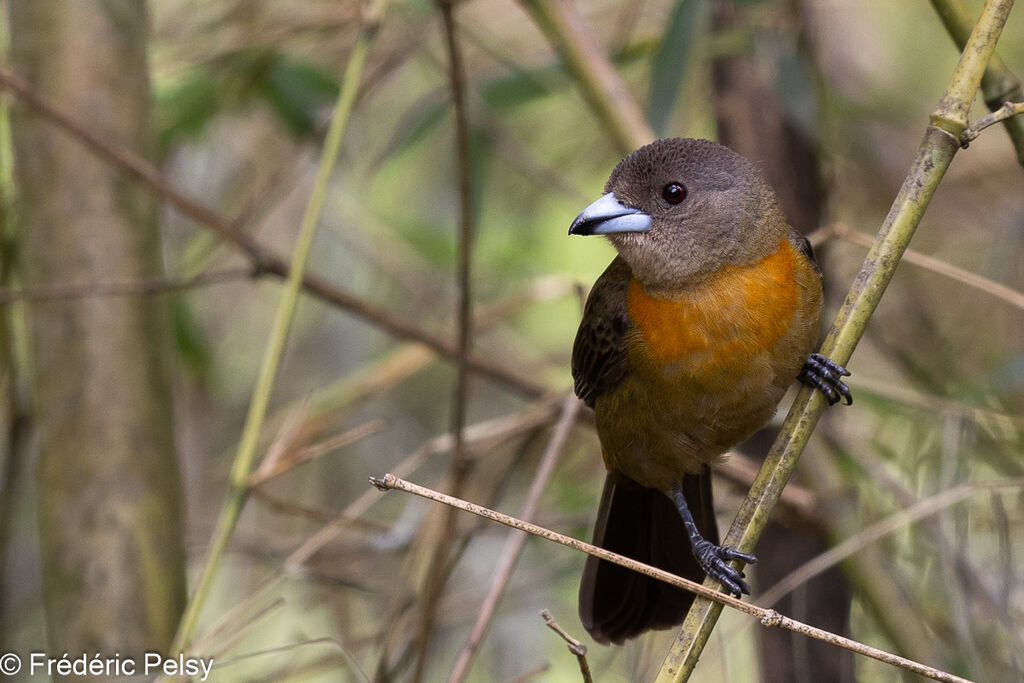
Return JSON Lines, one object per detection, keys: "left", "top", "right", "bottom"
{"left": 625, "top": 240, "right": 799, "bottom": 369}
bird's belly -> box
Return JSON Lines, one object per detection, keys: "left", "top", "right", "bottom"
{"left": 595, "top": 240, "right": 815, "bottom": 491}
{"left": 594, "top": 362, "right": 785, "bottom": 491}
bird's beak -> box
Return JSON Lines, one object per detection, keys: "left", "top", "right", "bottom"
{"left": 569, "top": 192, "right": 651, "bottom": 236}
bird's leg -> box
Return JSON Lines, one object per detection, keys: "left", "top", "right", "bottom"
{"left": 799, "top": 352, "right": 852, "bottom": 405}
{"left": 670, "top": 484, "right": 757, "bottom": 597}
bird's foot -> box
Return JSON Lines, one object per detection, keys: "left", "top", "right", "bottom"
{"left": 799, "top": 353, "right": 852, "bottom": 405}
{"left": 691, "top": 539, "right": 757, "bottom": 597}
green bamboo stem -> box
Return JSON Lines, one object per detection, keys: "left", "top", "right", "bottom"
{"left": 169, "top": 0, "right": 387, "bottom": 654}
{"left": 517, "top": 0, "right": 654, "bottom": 154}
{"left": 655, "top": 1, "right": 1016, "bottom": 680}
{"left": 930, "top": 0, "right": 1024, "bottom": 165}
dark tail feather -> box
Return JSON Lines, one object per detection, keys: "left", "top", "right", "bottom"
{"left": 579, "top": 468, "right": 718, "bottom": 644}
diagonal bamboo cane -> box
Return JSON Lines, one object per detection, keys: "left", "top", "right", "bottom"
{"left": 929, "top": 0, "right": 1024, "bottom": 165}
{"left": 656, "top": 1, "right": 1016, "bottom": 680}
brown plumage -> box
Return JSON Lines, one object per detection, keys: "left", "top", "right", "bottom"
{"left": 570, "top": 138, "right": 849, "bottom": 644}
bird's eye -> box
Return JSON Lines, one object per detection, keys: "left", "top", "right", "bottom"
{"left": 662, "top": 182, "right": 687, "bottom": 205}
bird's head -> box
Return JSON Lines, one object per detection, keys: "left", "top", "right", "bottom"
{"left": 569, "top": 138, "right": 789, "bottom": 292}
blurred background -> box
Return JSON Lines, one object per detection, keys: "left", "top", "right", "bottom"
{"left": 1, "top": 0, "right": 1023, "bottom": 681}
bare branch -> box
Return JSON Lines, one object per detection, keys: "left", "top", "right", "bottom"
{"left": 0, "top": 267, "right": 253, "bottom": 303}
{"left": 961, "top": 100, "right": 1024, "bottom": 144}
{"left": 370, "top": 473, "right": 973, "bottom": 683}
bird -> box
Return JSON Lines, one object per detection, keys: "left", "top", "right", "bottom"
{"left": 569, "top": 137, "right": 850, "bottom": 645}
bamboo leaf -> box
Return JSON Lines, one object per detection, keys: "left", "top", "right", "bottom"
{"left": 647, "top": 0, "right": 708, "bottom": 137}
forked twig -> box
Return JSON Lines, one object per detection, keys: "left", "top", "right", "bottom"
{"left": 540, "top": 609, "right": 593, "bottom": 683}
{"left": 961, "top": 100, "right": 1024, "bottom": 144}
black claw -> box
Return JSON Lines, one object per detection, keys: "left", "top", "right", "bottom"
{"left": 720, "top": 547, "right": 758, "bottom": 564}
{"left": 693, "top": 539, "right": 755, "bottom": 597}
{"left": 672, "top": 483, "right": 757, "bottom": 598}
{"left": 799, "top": 353, "right": 853, "bottom": 406}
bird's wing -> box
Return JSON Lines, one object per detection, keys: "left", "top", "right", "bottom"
{"left": 572, "top": 257, "right": 633, "bottom": 407}
{"left": 789, "top": 231, "right": 822, "bottom": 277}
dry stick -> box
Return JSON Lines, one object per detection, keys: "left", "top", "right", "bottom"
{"left": 448, "top": 393, "right": 583, "bottom": 683}
{"left": 0, "top": 64, "right": 547, "bottom": 401}
{"left": 503, "top": 662, "right": 552, "bottom": 683}
{"left": 832, "top": 222, "right": 1024, "bottom": 313}
{"left": 204, "top": 598, "right": 287, "bottom": 661}
{"left": 756, "top": 478, "right": 1024, "bottom": 609}
{"left": 410, "top": 3, "right": 476, "bottom": 681}
{"left": 0, "top": 266, "right": 254, "bottom": 303}
{"left": 658, "top": 2, "right": 1016, "bottom": 680}
{"left": 169, "top": 0, "right": 388, "bottom": 653}
{"left": 930, "top": 0, "right": 1024, "bottom": 165}
{"left": 249, "top": 418, "right": 387, "bottom": 488}
{"left": 962, "top": 100, "right": 1024, "bottom": 144}
{"left": 540, "top": 609, "right": 594, "bottom": 683}
{"left": 210, "top": 636, "right": 370, "bottom": 683}
{"left": 517, "top": 0, "right": 654, "bottom": 154}
{"left": 369, "top": 474, "right": 971, "bottom": 683}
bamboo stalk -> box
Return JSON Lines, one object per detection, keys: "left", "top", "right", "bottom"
{"left": 930, "top": 0, "right": 1024, "bottom": 164}
{"left": 517, "top": 0, "right": 654, "bottom": 154}
{"left": 169, "top": 0, "right": 389, "bottom": 653}
{"left": 657, "top": 1, "right": 1016, "bottom": 680}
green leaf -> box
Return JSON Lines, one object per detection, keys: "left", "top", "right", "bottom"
{"left": 647, "top": 0, "right": 709, "bottom": 137}
{"left": 479, "top": 65, "right": 566, "bottom": 108}
{"left": 155, "top": 69, "right": 222, "bottom": 158}
{"left": 373, "top": 93, "right": 450, "bottom": 168}
{"left": 259, "top": 55, "right": 340, "bottom": 137}
{"left": 170, "top": 296, "right": 211, "bottom": 377}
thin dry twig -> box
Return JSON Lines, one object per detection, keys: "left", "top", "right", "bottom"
{"left": 0, "top": 266, "right": 254, "bottom": 303}
{"left": 203, "top": 599, "right": 288, "bottom": 661}
{"left": 961, "top": 100, "right": 1024, "bottom": 144}
{"left": 210, "top": 637, "right": 370, "bottom": 683}
{"left": 503, "top": 662, "right": 552, "bottom": 683}
{"left": 757, "top": 477, "right": 1024, "bottom": 608}
{"left": 851, "top": 373, "right": 1024, "bottom": 430}
{"left": 249, "top": 488, "right": 335, "bottom": 524}
{"left": 370, "top": 473, "right": 972, "bottom": 683}
{"left": 412, "top": 2, "right": 476, "bottom": 679}
{"left": 540, "top": 609, "right": 594, "bottom": 683}
{"left": 448, "top": 393, "right": 583, "bottom": 683}
{"left": 249, "top": 418, "right": 387, "bottom": 488}
{"left": 833, "top": 222, "right": 1024, "bottom": 313}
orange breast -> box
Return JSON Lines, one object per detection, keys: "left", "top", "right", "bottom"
{"left": 626, "top": 240, "right": 799, "bottom": 373}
